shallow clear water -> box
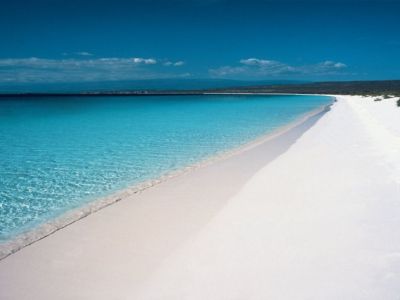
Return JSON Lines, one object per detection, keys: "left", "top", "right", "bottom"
{"left": 0, "top": 94, "right": 330, "bottom": 240}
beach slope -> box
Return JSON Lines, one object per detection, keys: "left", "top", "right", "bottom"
{"left": 136, "top": 95, "right": 400, "bottom": 299}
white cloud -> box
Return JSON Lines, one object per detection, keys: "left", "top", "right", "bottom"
{"left": 132, "top": 57, "right": 157, "bottom": 64}
{"left": 75, "top": 51, "right": 93, "bottom": 56}
{"left": 0, "top": 57, "right": 159, "bottom": 69}
{"left": 210, "top": 58, "right": 347, "bottom": 78}
{"left": 0, "top": 56, "right": 186, "bottom": 83}
{"left": 174, "top": 61, "right": 185, "bottom": 66}
{"left": 164, "top": 60, "right": 185, "bottom": 67}
{"left": 321, "top": 61, "right": 347, "bottom": 69}
{"left": 239, "top": 58, "right": 280, "bottom": 67}
{"left": 62, "top": 51, "right": 93, "bottom": 57}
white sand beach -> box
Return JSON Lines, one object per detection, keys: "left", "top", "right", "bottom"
{"left": 0, "top": 95, "right": 399, "bottom": 299}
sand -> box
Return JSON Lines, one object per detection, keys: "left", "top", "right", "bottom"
{"left": 0, "top": 95, "right": 399, "bottom": 299}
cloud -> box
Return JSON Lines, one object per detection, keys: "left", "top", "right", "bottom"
{"left": 0, "top": 57, "right": 159, "bottom": 69}
{"left": 62, "top": 51, "right": 93, "bottom": 57}
{"left": 210, "top": 58, "right": 347, "bottom": 78}
{"left": 164, "top": 60, "right": 185, "bottom": 67}
{"left": 132, "top": 57, "right": 157, "bottom": 64}
{"left": 240, "top": 58, "right": 281, "bottom": 67}
{"left": 320, "top": 60, "right": 347, "bottom": 69}
{"left": 173, "top": 61, "right": 185, "bottom": 66}
{"left": 75, "top": 51, "right": 93, "bottom": 56}
{"left": 0, "top": 57, "right": 187, "bottom": 83}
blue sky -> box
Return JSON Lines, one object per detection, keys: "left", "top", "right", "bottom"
{"left": 1, "top": 0, "right": 400, "bottom": 84}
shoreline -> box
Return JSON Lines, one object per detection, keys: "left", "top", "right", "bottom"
{"left": 1, "top": 95, "right": 399, "bottom": 299}
{"left": 0, "top": 99, "right": 333, "bottom": 260}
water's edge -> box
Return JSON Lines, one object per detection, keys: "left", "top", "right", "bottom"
{"left": 0, "top": 98, "right": 334, "bottom": 260}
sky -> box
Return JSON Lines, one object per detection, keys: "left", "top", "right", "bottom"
{"left": 1, "top": 0, "right": 400, "bottom": 85}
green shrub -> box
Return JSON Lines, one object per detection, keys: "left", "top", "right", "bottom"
{"left": 374, "top": 97, "right": 382, "bottom": 101}
{"left": 397, "top": 99, "right": 400, "bottom": 107}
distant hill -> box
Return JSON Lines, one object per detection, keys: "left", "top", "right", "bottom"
{"left": 2, "top": 79, "right": 399, "bottom": 97}
{"left": 211, "top": 80, "right": 400, "bottom": 96}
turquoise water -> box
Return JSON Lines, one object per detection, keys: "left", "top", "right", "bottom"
{"left": 0, "top": 94, "right": 330, "bottom": 240}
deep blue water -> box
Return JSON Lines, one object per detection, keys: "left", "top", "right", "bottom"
{"left": 0, "top": 94, "right": 330, "bottom": 240}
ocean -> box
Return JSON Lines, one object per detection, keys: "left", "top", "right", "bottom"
{"left": 0, "top": 94, "right": 331, "bottom": 240}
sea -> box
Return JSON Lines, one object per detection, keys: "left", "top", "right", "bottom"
{"left": 0, "top": 94, "right": 331, "bottom": 240}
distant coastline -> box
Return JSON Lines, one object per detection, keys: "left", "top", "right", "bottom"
{"left": 1, "top": 79, "right": 399, "bottom": 97}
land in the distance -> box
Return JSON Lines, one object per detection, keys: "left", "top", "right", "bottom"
{"left": 1, "top": 80, "right": 400, "bottom": 97}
